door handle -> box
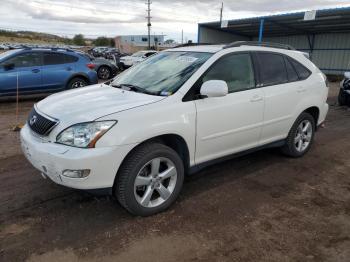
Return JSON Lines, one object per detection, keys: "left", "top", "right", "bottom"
{"left": 66, "top": 67, "right": 72, "bottom": 71}
{"left": 250, "top": 95, "right": 263, "bottom": 102}
{"left": 32, "top": 69, "right": 40, "bottom": 73}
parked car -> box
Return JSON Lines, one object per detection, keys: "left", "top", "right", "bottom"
{"left": 21, "top": 42, "right": 328, "bottom": 216}
{"left": 76, "top": 51, "right": 118, "bottom": 80}
{"left": 118, "top": 50, "right": 157, "bottom": 69}
{"left": 338, "top": 72, "right": 350, "bottom": 106}
{"left": 0, "top": 48, "right": 98, "bottom": 97}
{"left": 89, "top": 47, "right": 109, "bottom": 58}
{"left": 103, "top": 48, "right": 120, "bottom": 59}
{"left": 0, "top": 44, "right": 9, "bottom": 50}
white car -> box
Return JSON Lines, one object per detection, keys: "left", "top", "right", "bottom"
{"left": 21, "top": 42, "right": 329, "bottom": 216}
{"left": 119, "top": 50, "right": 157, "bottom": 68}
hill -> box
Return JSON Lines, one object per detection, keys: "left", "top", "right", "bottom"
{"left": 0, "top": 30, "right": 72, "bottom": 44}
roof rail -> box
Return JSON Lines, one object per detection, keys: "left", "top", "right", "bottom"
{"left": 174, "top": 43, "right": 216, "bottom": 48}
{"left": 22, "top": 47, "right": 75, "bottom": 52}
{"left": 223, "top": 41, "right": 296, "bottom": 50}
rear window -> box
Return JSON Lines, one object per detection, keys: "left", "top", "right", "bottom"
{"left": 284, "top": 56, "right": 299, "bottom": 82}
{"left": 43, "top": 53, "right": 78, "bottom": 65}
{"left": 289, "top": 58, "right": 311, "bottom": 80}
{"left": 256, "top": 52, "right": 288, "bottom": 86}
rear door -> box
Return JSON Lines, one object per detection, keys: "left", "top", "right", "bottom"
{"left": 41, "top": 52, "right": 78, "bottom": 91}
{"left": 254, "top": 52, "right": 302, "bottom": 145}
{"left": 0, "top": 51, "right": 42, "bottom": 96}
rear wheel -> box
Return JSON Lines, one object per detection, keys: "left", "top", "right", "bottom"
{"left": 67, "top": 77, "right": 87, "bottom": 89}
{"left": 115, "top": 143, "right": 184, "bottom": 216}
{"left": 281, "top": 112, "right": 315, "bottom": 157}
{"left": 97, "top": 66, "right": 111, "bottom": 80}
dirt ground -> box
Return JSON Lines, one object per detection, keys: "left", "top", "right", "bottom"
{"left": 0, "top": 83, "right": 350, "bottom": 262}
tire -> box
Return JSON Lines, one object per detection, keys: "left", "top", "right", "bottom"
{"left": 338, "top": 89, "right": 348, "bottom": 106}
{"left": 97, "top": 66, "right": 111, "bottom": 80}
{"left": 67, "top": 77, "right": 87, "bottom": 89}
{"left": 281, "top": 112, "right": 315, "bottom": 158}
{"left": 118, "top": 62, "right": 125, "bottom": 71}
{"left": 115, "top": 143, "right": 184, "bottom": 216}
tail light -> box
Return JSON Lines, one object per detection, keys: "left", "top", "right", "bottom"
{"left": 86, "top": 63, "right": 95, "bottom": 70}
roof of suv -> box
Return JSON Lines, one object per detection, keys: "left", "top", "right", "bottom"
{"left": 169, "top": 42, "right": 298, "bottom": 54}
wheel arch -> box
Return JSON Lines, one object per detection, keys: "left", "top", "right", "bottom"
{"left": 65, "top": 74, "right": 90, "bottom": 89}
{"left": 303, "top": 106, "right": 320, "bottom": 129}
{"left": 112, "top": 133, "right": 191, "bottom": 193}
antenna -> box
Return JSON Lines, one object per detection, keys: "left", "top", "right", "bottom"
{"left": 146, "top": 0, "right": 152, "bottom": 50}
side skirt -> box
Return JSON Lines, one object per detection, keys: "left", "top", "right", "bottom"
{"left": 188, "top": 139, "right": 286, "bottom": 175}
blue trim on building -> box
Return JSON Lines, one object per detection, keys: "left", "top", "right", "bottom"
{"left": 258, "top": 19, "right": 265, "bottom": 43}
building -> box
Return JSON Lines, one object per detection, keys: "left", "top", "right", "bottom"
{"left": 198, "top": 7, "right": 350, "bottom": 75}
{"left": 115, "top": 34, "right": 165, "bottom": 53}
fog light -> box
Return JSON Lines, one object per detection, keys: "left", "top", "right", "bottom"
{"left": 62, "top": 169, "right": 90, "bottom": 178}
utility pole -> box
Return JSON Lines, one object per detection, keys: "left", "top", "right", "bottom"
{"left": 146, "top": 0, "right": 152, "bottom": 50}
{"left": 220, "top": 2, "right": 223, "bottom": 25}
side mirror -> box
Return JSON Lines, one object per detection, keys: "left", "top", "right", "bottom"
{"left": 344, "top": 72, "right": 350, "bottom": 79}
{"left": 4, "top": 63, "right": 15, "bottom": 71}
{"left": 200, "top": 80, "right": 228, "bottom": 98}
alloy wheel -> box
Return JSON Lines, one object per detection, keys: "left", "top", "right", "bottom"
{"left": 134, "top": 157, "right": 177, "bottom": 208}
{"left": 98, "top": 67, "right": 110, "bottom": 79}
{"left": 294, "top": 120, "right": 313, "bottom": 152}
{"left": 71, "top": 80, "right": 85, "bottom": 88}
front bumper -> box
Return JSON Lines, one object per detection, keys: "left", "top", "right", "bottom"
{"left": 20, "top": 124, "right": 136, "bottom": 191}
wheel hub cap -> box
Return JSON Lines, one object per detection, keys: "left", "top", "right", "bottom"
{"left": 134, "top": 157, "right": 177, "bottom": 208}
{"left": 294, "top": 120, "right": 313, "bottom": 152}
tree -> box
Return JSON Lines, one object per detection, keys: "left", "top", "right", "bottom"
{"left": 94, "top": 37, "right": 113, "bottom": 47}
{"left": 164, "top": 39, "right": 175, "bottom": 44}
{"left": 73, "top": 34, "right": 85, "bottom": 46}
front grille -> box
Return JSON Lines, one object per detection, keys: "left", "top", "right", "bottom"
{"left": 27, "top": 107, "right": 58, "bottom": 136}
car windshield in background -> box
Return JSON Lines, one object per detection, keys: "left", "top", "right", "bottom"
{"left": 111, "top": 51, "right": 212, "bottom": 95}
{"left": 131, "top": 51, "right": 146, "bottom": 57}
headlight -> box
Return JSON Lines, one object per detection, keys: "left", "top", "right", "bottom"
{"left": 56, "top": 121, "right": 116, "bottom": 148}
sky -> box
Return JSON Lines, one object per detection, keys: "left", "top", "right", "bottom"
{"left": 1, "top": 0, "right": 350, "bottom": 42}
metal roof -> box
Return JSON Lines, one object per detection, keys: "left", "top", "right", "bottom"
{"left": 199, "top": 7, "right": 350, "bottom": 37}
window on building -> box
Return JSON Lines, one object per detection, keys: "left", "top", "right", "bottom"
{"left": 142, "top": 37, "right": 148, "bottom": 42}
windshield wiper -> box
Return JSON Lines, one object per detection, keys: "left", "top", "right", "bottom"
{"left": 110, "top": 83, "right": 160, "bottom": 96}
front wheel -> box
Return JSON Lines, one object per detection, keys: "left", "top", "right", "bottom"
{"left": 281, "top": 112, "right": 315, "bottom": 157}
{"left": 115, "top": 143, "right": 184, "bottom": 216}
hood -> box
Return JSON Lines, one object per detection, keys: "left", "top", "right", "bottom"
{"left": 37, "top": 84, "right": 165, "bottom": 122}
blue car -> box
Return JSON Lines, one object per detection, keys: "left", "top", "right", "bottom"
{"left": 0, "top": 48, "right": 98, "bottom": 97}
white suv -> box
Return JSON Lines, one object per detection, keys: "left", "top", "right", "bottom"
{"left": 21, "top": 42, "right": 329, "bottom": 216}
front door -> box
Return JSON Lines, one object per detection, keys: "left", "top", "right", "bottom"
{"left": 0, "top": 52, "right": 42, "bottom": 96}
{"left": 194, "top": 53, "right": 264, "bottom": 164}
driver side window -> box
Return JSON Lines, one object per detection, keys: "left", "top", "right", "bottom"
{"left": 201, "top": 53, "right": 255, "bottom": 93}
{"left": 5, "top": 52, "right": 42, "bottom": 68}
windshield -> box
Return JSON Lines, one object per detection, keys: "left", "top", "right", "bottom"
{"left": 132, "top": 51, "right": 147, "bottom": 57}
{"left": 111, "top": 51, "right": 212, "bottom": 95}
{"left": 0, "top": 50, "right": 19, "bottom": 61}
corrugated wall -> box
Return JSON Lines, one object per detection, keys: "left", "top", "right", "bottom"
{"left": 199, "top": 25, "right": 350, "bottom": 75}
{"left": 253, "top": 33, "right": 350, "bottom": 75}
{"left": 198, "top": 26, "right": 249, "bottom": 44}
